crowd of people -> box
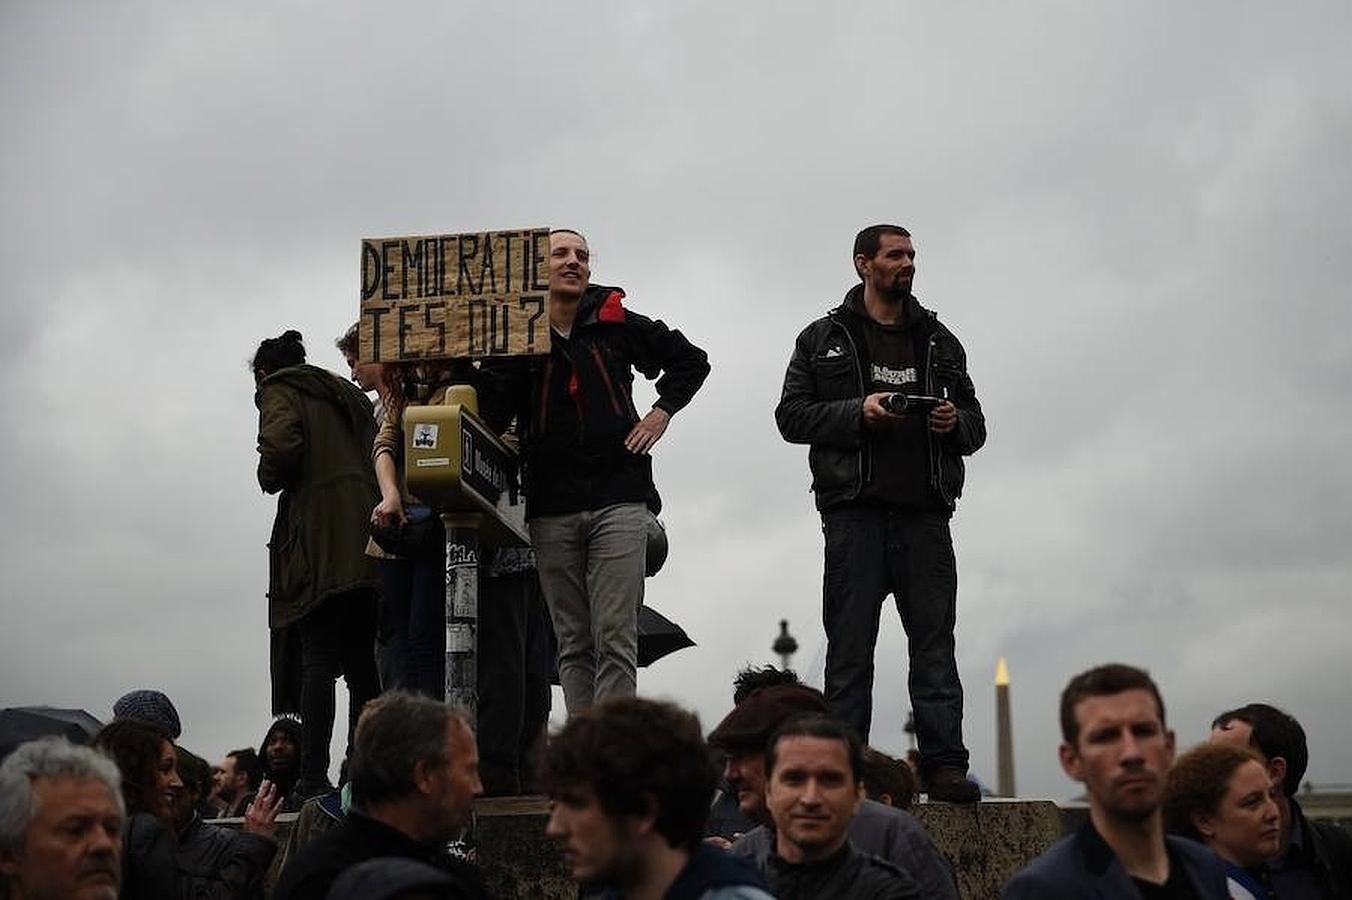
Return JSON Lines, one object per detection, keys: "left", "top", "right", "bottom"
{"left": 2, "top": 226, "right": 1346, "bottom": 898}
{"left": 2, "top": 668, "right": 1347, "bottom": 899}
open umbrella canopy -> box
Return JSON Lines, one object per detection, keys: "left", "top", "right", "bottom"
{"left": 548, "top": 605, "right": 695, "bottom": 685}
{"left": 0, "top": 706, "right": 103, "bottom": 761}
{"left": 636, "top": 605, "right": 694, "bottom": 668}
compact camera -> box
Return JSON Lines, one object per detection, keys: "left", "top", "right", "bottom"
{"left": 880, "top": 393, "right": 944, "bottom": 415}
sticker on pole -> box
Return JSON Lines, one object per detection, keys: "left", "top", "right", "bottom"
{"left": 412, "top": 423, "right": 439, "bottom": 449}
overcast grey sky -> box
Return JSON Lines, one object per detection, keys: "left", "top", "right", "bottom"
{"left": 3, "top": 2, "right": 1350, "bottom": 800}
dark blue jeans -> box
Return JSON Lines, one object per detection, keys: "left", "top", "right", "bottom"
{"left": 821, "top": 505, "right": 968, "bottom": 773}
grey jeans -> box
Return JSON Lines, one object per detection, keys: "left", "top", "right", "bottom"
{"left": 529, "top": 502, "right": 649, "bottom": 714}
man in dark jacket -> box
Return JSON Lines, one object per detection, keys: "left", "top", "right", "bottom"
{"left": 253, "top": 330, "right": 381, "bottom": 797}
{"left": 1210, "top": 702, "right": 1352, "bottom": 899}
{"left": 542, "top": 697, "right": 771, "bottom": 900}
{"left": 481, "top": 229, "right": 710, "bottom": 715}
{"left": 171, "top": 747, "right": 277, "bottom": 900}
{"left": 1002, "top": 664, "right": 1228, "bottom": 899}
{"left": 710, "top": 685, "right": 958, "bottom": 900}
{"left": 760, "top": 715, "right": 918, "bottom": 900}
{"left": 774, "top": 224, "right": 985, "bottom": 803}
{"left": 271, "top": 692, "right": 483, "bottom": 900}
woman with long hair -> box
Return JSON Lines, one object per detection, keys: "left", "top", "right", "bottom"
{"left": 93, "top": 718, "right": 182, "bottom": 899}
{"left": 1164, "top": 742, "right": 1283, "bottom": 899}
{"left": 252, "top": 329, "right": 382, "bottom": 797}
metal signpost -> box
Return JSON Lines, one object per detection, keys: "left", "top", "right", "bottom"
{"left": 403, "top": 391, "right": 529, "bottom": 725}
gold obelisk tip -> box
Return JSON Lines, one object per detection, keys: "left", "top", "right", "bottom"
{"left": 995, "top": 657, "right": 1010, "bottom": 687}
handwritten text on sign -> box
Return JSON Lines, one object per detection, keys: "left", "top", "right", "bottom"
{"left": 359, "top": 228, "right": 551, "bottom": 362}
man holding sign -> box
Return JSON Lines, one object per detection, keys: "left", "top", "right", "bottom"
{"left": 482, "top": 229, "right": 710, "bottom": 715}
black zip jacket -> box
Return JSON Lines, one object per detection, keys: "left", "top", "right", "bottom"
{"left": 764, "top": 842, "right": 920, "bottom": 900}
{"left": 480, "top": 284, "right": 710, "bottom": 518}
{"left": 775, "top": 287, "right": 985, "bottom": 512}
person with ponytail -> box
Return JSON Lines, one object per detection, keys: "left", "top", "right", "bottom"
{"left": 252, "top": 329, "right": 381, "bottom": 799}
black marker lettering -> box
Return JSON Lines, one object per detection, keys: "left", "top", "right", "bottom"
{"left": 423, "top": 302, "right": 447, "bottom": 356}
{"left": 467, "top": 298, "right": 488, "bottom": 356}
{"left": 502, "top": 232, "right": 518, "bottom": 292}
{"left": 366, "top": 307, "right": 391, "bottom": 361}
{"left": 398, "top": 304, "right": 421, "bottom": 359}
{"left": 458, "top": 235, "right": 481, "bottom": 294}
{"left": 518, "top": 294, "right": 545, "bottom": 352}
{"left": 381, "top": 241, "right": 402, "bottom": 301}
{"left": 479, "top": 234, "right": 497, "bottom": 294}
{"left": 361, "top": 242, "right": 382, "bottom": 300}
{"left": 401, "top": 240, "right": 425, "bottom": 299}
{"left": 490, "top": 302, "right": 509, "bottom": 354}
{"left": 530, "top": 231, "right": 550, "bottom": 291}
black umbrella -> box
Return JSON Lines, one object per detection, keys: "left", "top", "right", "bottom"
{"left": 0, "top": 706, "right": 103, "bottom": 761}
{"left": 636, "top": 605, "right": 695, "bottom": 668}
{"left": 547, "top": 605, "right": 695, "bottom": 684}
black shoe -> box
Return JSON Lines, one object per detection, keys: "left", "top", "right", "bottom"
{"left": 925, "top": 767, "right": 980, "bottom": 803}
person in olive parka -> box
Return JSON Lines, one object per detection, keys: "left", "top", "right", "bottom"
{"left": 252, "top": 329, "right": 381, "bottom": 798}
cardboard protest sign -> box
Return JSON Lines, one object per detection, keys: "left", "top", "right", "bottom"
{"left": 359, "top": 227, "right": 551, "bottom": 362}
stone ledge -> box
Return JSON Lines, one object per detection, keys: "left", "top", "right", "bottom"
{"left": 225, "top": 797, "right": 1068, "bottom": 900}
{"left": 477, "top": 796, "right": 1065, "bottom": 900}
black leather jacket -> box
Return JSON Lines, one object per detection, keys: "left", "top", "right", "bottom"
{"left": 775, "top": 288, "right": 985, "bottom": 512}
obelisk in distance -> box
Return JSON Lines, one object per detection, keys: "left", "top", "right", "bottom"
{"left": 995, "top": 656, "right": 1016, "bottom": 797}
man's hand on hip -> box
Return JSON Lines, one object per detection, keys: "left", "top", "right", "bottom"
{"left": 863, "top": 392, "right": 903, "bottom": 429}
{"left": 929, "top": 400, "right": 957, "bottom": 434}
{"left": 625, "top": 407, "right": 671, "bottom": 454}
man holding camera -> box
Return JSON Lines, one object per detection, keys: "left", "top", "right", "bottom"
{"left": 775, "top": 224, "right": 986, "bottom": 803}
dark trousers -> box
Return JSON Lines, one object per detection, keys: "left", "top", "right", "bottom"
{"left": 378, "top": 547, "right": 553, "bottom": 795}
{"left": 375, "top": 555, "right": 445, "bottom": 695}
{"left": 478, "top": 569, "right": 554, "bottom": 796}
{"left": 374, "top": 532, "right": 447, "bottom": 698}
{"left": 821, "top": 505, "right": 968, "bottom": 772}
{"left": 296, "top": 589, "right": 380, "bottom": 789}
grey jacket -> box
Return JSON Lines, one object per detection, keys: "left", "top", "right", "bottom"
{"left": 730, "top": 799, "right": 958, "bottom": 900}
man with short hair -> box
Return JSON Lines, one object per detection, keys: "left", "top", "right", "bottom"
{"left": 271, "top": 692, "right": 484, "bottom": 900}
{"left": 0, "top": 737, "right": 124, "bottom": 900}
{"left": 775, "top": 224, "right": 986, "bottom": 803}
{"left": 1209, "top": 703, "right": 1352, "bottom": 898}
{"left": 481, "top": 229, "right": 711, "bottom": 715}
{"left": 542, "top": 697, "right": 771, "bottom": 899}
{"left": 213, "top": 748, "right": 263, "bottom": 818}
{"left": 761, "top": 715, "right": 918, "bottom": 899}
{"left": 172, "top": 746, "right": 278, "bottom": 900}
{"left": 709, "top": 684, "right": 958, "bottom": 900}
{"left": 1002, "top": 664, "right": 1228, "bottom": 899}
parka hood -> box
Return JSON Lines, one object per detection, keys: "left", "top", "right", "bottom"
{"left": 256, "top": 364, "right": 372, "bottom": 437}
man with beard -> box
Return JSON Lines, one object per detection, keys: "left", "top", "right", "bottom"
{"left": 775, "top": 225, "right": 985, "bottom": 803}
{"left": 709, "top": 684, "right": 956, "bottom": 900}
{"left": 257, "top": 718, "right": 305, "bottom": 812}
{"left": 1002, "top": 664, "right": 1228, "bottom": 899}
{"left": 212, "top": 748, "right": 263, "bottom": 818}
{"left": 171, "top": 747, "right": 278, "bottom": 900}
{"left": 761, "top": 716, "right": 918, "bottom": 900}
{"left": 0, "top": 738, "right": 124, "bottom": 900}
